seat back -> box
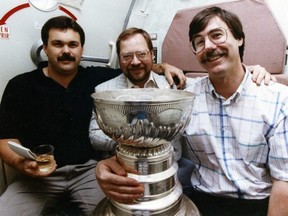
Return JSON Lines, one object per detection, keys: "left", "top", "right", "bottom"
{"left": 162, "top": 0, "right": 288, "bottom": 85}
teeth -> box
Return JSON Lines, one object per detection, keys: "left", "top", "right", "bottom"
{"left": 207, "top": 55, "right": 221, "bottom": 61}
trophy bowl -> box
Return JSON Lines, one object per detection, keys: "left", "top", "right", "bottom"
{"left": 91, "top": 89, "right": 195, "bottom": 148}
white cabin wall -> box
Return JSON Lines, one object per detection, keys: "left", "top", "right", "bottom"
{"left": 128, "top": 0, "right": 288, "bottom": 73}
{"left": 0, "top": 0, "right": 287, "bottom": 101}
{"left": 0, "top": 0, "right": 132, "bottom": 99}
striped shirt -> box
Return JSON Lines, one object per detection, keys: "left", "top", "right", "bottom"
{"left": 183, "top": 67, "right": 288, "bottom": 199}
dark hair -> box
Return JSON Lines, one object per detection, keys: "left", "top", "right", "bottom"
{"left": 189, "top": 7, "right": 245, "bottom": 62}
{"left": 41, "top": 16, "right": 85, "bottom": 46}
{"left": 116, "top": 27, "right": 153, "bottom": 56}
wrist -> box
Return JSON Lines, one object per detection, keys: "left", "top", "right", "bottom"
{"left": 159, "top": 62, "right": 168, "bottom": 74}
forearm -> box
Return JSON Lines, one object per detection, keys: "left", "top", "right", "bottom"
{"left": 152, "top": 63, "right": 166, "bottom": 74}
{"left": 268, "top": 179, "right": 288, "bottom": 216}
{"left": 152, "top": 63, "right": 186, "bottom": 89}
{"left": 0, "top": 139, "right": 24, "bottom": 169}
{"left": 89, "top": 112, "right": 117, "bottom": 151}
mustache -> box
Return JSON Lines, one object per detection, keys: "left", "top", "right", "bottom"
{"left": 57, "top": 54, "right": 76, "bottom": 62}
{"left": 200, "top": 50, "right": 227, "bottom": 63}
{"left": 129, "top": 63, "right": 144, "bottom": 69}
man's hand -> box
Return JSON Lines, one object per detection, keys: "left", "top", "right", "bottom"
{"left": 0, "top": 139, "right": 56, "bottom": 178}
{"left": 96, "top": 156, "right": 144, "bottom": 203}
{"left": 248, "top": 65, "right": 277, "bottom": 85}
{"left": 163, "top": 63, "right": 187, "bottom": 89}
{"left": 153, "top": 63, "right": 186, "bottom": 89}
{"left": 268, "top": 179, "right": 288, "bottom": 216}
{"left": 18, "top": 157, "right": 56, "bottom": 178}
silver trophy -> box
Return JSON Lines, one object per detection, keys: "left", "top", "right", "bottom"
{"left": 92, "top": 89, "right": 200, "bottom": 216}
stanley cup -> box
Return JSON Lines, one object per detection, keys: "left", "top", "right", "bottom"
{"left": 92, "top": 88, "right": 200, "bottom": 216}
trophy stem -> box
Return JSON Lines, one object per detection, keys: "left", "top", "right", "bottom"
{"left": 91, "top": 88, "right": 198, "bottom": 215}
{"left": 93, "top": 143, "right": 200, "bottom": 216}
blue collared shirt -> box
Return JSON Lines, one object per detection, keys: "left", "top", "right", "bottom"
{"left": 183, "top": 67, "right": 288, "bottom": 199}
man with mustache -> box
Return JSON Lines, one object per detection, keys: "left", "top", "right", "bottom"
{"left": 94, "top": 7, "right": 288, "bottom": 216}
{"left": 89, "top": 27, "right": 194, "bottom": 168}
{"left": 181, "top": 7, "right": 288, "bottom": 215}
{"left": 0, "top": 15, "right": 274, "bottom": 215}
{"left": 0, "top": 16, "right": 188, "bottom": 216}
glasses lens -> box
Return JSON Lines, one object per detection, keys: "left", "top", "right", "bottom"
{"left": 191, "top": 36, "right": 204, "bottom": 53}
{"left": 191, "top": 28, "right": 228, "bottom": 53}
{"left": 208, "top": 28, "right": 227, "bottom": 45}
{"left": 136, "top": 51, "right": 149, "bottom": 61}
{"left": 120, "top": 51, "right": 149, "bottom": 63}
{"left": 121, "top": 53, "right": 133, "bottom": 63}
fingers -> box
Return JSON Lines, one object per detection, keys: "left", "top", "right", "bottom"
{"left": 163, "top": 64, "right": 186, "bottom": 89}
{"left": 264, "top": 73, "right": 271, "bottom": 85}
{"left": 96, "top": 156, "right": 144, "bottom": 203}
{"left": 249, "top": 65, "right": 262, "bottom": 85}
{"left": 116, "top": 155, "right": 139, "bottom": 175}
{"left": 23, "top": 159, "right": 57, "bottom": 177}
{"left": 271, "top": 75, "right": 277, "bottom": 82}
{"left": 176, "top": 73, "right": 187, "bottom": 89}
{"left": 248, "top": 64, "right": 276, "bottom": 85}
{"left": 101, "top": 175, "right": 144, "bottom": 203}
{"left": 168, "top": 69, "right": 186, "bottom": 89}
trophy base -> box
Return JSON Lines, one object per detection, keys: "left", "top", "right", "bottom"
{"left": 93, "top": 195, "right": 200, "bottom": 216}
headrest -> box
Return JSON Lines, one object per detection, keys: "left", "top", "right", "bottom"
{"left": 162, "top": 0, "right": 287, "bottom": 74}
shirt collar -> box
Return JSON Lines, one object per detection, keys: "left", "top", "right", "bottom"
{"left": 208, "top": 64, "right": 251, "bottom": 104}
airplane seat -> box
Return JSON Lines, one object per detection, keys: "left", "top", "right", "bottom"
{"left": 0, "top": 159, "right": 20, "bottom": 195}
{"left": 0, "top": 159, "right": 84, "bottom": 215}
{"left": 162, "top": 0, "right": 288, "bottom": 86}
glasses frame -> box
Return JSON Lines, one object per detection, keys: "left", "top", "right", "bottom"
{"left": 190, "top": 27, "right": 230, "bottom": 54}
{"left": 120, "top": 50, "right": 151, "bottom": 63}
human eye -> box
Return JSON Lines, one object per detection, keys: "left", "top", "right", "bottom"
{"left": 121, "top": 53, "right": 133, "bottom": 61}
{"left": 210, "top": 29, "right": 225, "bottom": 40}
{"left": 137, "top": 51, "right": 148, "bottom": 59}
{"left": 193, "top": 36, "right": 204, "bottom": 48}
{"left": 51, "top": 41, "right": 63, "bottom": 47}
{"left": 69, "top": 41, "right": 80, "bottom": 48}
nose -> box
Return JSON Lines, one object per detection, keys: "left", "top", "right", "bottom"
{"left": 204, "top": 37, "right": 217, "bottom": 50}
{"left": 62, "top": 45, "right": 71, "bottom": 53}
{"left": 130, "top": 54, "right": 141, "bottom": 64}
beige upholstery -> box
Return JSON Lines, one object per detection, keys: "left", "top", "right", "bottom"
{"left": 0, "top": 160, "right": 6, "bottom": 195}
{"left": 0, "top": 160, "right": 19, "bottom": 195}
{"left": 162, "top": 0, "right": 288, "bottom": 85}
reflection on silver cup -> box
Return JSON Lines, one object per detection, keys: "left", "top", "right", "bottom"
{"left": 92, "top": 89, "right": 200, "bottom": 216}
{"left": 92, "top": 89, "right": 194, "bottom": 148}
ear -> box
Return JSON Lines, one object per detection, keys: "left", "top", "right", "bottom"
{"left": 150, "top": 49, "right": 154, "bottom": 61}
{"left": 238, "top": 38, "right": 243, "bottom": 46}
{"left": 81, "top": 46, "right": 84, "bottom": 56}
{"left": 43, "top": 44, "right": 48, "bottom": 55}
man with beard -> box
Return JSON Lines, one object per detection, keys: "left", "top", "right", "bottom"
{"left": 94, "top": 5, "right": 288, "bottom": 216}
{"left": 91, "top": 24, "right": 283, "bottom": 214}
{"left": 0, "top": 16, "right": 189, "bottom": 216}
{"left": 89, "top": 27, "right": 190, "bottom": 155}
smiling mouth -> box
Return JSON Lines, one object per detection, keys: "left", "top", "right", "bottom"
{"left": 206, "top": 55, "right": 222, "bottom": 62}
{"left": 130, "top": 67, "right": 144, "bottom": 72}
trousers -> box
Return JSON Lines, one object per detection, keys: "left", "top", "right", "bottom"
{"left": 0, "top": 160, "right": 105, "bottom": 216}
{"left": 184, "top": 188, "right": 269, "bottom": 216}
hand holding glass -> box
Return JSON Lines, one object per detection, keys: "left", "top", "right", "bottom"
{"left": 33, "top": 145, "right": 56, "bottom": 172}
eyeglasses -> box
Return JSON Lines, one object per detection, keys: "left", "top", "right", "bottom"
{"left": 120, "top": 50, "right": 150, "bottom": 63}
{"left": 190, "top": 27, "right": 229, "bottom": 54}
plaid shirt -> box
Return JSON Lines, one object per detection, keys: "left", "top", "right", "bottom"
{"left": 183, "top": 67, "right": 288, "bottom": 199}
